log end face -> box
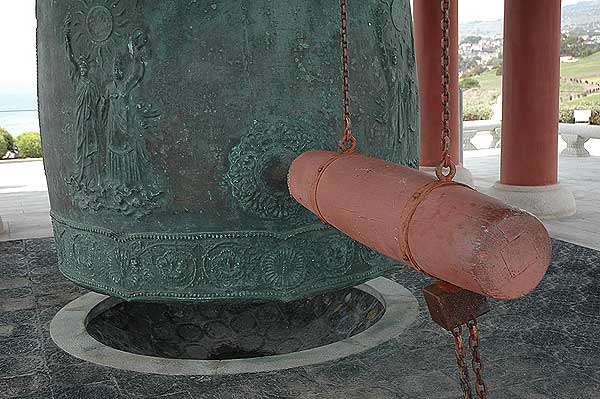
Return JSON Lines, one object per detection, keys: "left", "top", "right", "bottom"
{"left": 481, "top": 210, "right": 552, "bottom": 300}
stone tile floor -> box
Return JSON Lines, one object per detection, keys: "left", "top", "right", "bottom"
{"left": 0, "top": 192, "right": 51, "bottom": 242}
{"left": 1, "top": 238, "right": 599, "bottom": 398}
{"left": 0, "top": 160, "right": 51, "bottom": 241}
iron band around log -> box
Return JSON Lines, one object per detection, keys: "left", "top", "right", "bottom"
{"left": 397, "top": 179, "right": 473, "bottom": 276}
{"left": 311, "top": 152, "right": 359, "bottom": 225}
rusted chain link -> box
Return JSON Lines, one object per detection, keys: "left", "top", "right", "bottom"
{"left": 437, "top": 3, "right": 488, "bottom": 397}
{"left": 452, "top": 326, "right": 474, "bottom": 399}
{"left": 338, "top": 0, "right": 357, "bottom": 153}
{"left": 468, "top": 319, "right": 488, "bottom": 399}
{"left": 436, "top": 0, "right": 456, "bottom": 181}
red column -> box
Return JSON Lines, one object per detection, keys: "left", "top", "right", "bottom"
{"left": 500, "top": 0, "right": 561, "bottom": 186}
{"left": 413, "top": 0, "right": 460, "bottom": 167}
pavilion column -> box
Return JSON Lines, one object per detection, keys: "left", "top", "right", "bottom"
{"left": 489, "top": 0, "right": 575, "bottom": 219}
{"left": 413, "top": 0, "right": 474, "bottom": 185}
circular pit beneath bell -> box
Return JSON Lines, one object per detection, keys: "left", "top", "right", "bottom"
{"left": 50, "top": 277, "right": 418, "bottom": 375}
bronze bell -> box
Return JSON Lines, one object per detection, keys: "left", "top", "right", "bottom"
{"left": 37, "top": 0, "right": 420, "bottom": 301}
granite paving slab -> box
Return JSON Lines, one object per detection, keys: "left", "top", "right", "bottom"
{"left": 0, "top": 238, "right": 599, "bottom": 398}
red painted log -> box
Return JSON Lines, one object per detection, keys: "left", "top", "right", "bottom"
{"left": 288, "top": 151, "right": 552, "bottom": 300}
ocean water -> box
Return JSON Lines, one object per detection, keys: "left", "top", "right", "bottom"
{"left": 0, "top": 110, "right": 40, "bottom": 136}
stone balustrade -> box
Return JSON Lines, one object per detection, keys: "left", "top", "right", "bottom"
{"left": 463, "top": 120, "right": 600, "bottom": 156}
{"left": 558, "top": 123, "right": 600, "bottom": 157}
{"left": 463, "top": 120, "right": 502, "bottom": 150}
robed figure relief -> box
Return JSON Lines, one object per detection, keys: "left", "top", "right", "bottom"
{"left": 63, "top": 11, "right": 162, "bottom": 218}
{"left": 64, "top": 13, "right": 101, "bottom": 188}
{"left": 101, "top": 29, "right": 151, "bottom": 186}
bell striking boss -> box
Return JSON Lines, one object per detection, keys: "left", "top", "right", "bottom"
{"left": 288, "top": 150, "right": 552, "bottom": 300}
{"left": 37, "top": 0, "right": 420, "bottom": 301}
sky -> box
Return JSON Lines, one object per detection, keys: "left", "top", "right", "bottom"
{"left": 0, "top": 0, "right": 36, "bottom": 94}
{"left": 0, "top": 0, "right": 592, "bottom": 95}
{"left": 459, "top": 0, "right": 587, "bottom": 22}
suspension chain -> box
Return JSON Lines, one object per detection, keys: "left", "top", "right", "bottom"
{"left": 452, "top": 326, "right": 473, "bottom": 399}
{"left": 437, "top": 0, "right": 456, "bottom": 181}
{"left": 336, "top": 1, "right": 488, "bottom": 396}
{"left": 438, "top": 1, "right": 488, "bottom": 396}
{"left": 338, "top": 0, "right": 357, "bottom": 153}
{"left": 468, "top": 320, "right": 488, "bottom": 399}
{"left": 451, "top": 321, "right": 489, "bottom": 399}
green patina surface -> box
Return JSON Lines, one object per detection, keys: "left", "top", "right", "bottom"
{"left": 36, "top": 0, "right": 419, "bottom": 302}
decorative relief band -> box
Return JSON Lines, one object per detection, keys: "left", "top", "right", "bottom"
{"left": 51, "top": 212, "right": 398, "bottom": 302}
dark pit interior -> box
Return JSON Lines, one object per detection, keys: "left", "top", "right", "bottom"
{"left": 86, "top": 287, "right": 385, "bottom": 360}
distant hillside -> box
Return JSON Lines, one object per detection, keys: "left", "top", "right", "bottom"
{"left": 563, "top": 0, "right": 600, "bottom": 28}
{"left": 460, "top": 20, "right": 503, "bottom": 37}
{"left": 460, "top": 0, "right": 600, "bottom": 38}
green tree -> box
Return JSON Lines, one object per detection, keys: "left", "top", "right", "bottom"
{"left": 0, "top": 134, "right": 7, "bottom": 159}
{"left": 462, "top": 35, "right": 482, "bottom": 44}
{"left": 472, "top": 64, "right": 486, "bottom": 75}
{"left": 460, "top": 77, "right": 480, "bottom": 90}
{"left": 0, "top": 127, "right": 15, "bottom": 152}
{"left": 559, "top": 107, "right": 576, "bottom": 124}
{"left": 559, "top": 103, "right": 600, "bottom": 125}
{"left": 463, "top": 103, "right": 493, "bottom": 121}
{"left": 561, "top": 34, "right": 600, "bottom": 57}
{"left": 15, "top": 131, "right": 43, "bottom": 158}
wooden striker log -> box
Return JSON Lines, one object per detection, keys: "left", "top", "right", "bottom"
{"left": 288, "top": 151, "right": 552, "bottom": 300}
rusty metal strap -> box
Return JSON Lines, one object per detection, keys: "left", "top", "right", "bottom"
{"left": 312, "top": 153, "right": 358, "bottom": 225}
{"left": 398, "top": 179, "right": 473, "bottom": 274}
